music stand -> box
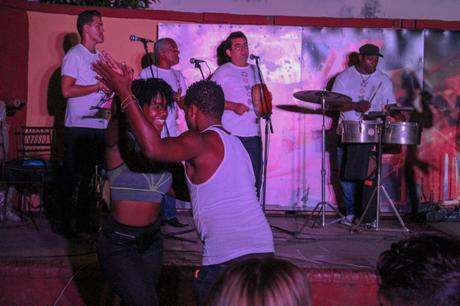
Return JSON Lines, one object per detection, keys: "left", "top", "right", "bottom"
{"left": 353, "top": 116, "right": 410, "bottom": 232}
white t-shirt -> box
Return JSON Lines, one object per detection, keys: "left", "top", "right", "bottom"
{"left": 185, "top": 126, "right": 274, "bottom": 265}
{"left": 61, "top": 44, "right": 107, "bottom": 129}
{"left": 211, "top": 62, "right": 261, "bottom": 137}
{"left": 139, "top": 65, "right": 187, "bottom": 137}
{"left": 332, "top": 66, "right": 396, "bottom": 121}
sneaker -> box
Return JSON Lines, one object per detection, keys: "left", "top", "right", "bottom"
{"left": 4, "top": 210, "right": 21, "bottom": 222}
{"left": 362, "top": 220, "right": 377, "bottom": 229}
{"left": 340, "top": 214, "right": 354, "bottom": 226}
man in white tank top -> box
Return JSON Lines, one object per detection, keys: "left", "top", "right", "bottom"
{"left": 92, "top": 58, "right": 274, "bottom": 306}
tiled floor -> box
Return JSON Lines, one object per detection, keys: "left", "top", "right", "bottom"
{"left": 1, "top": 210, "right": 458, "bottom": 270}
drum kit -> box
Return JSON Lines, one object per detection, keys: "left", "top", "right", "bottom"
{"left": 293, "top": 90, "right": 420, "bottom": 231}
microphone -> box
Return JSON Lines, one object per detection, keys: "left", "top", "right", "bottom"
{"left": 129, "top": 35, "right": 154, "bottom": 43}
{"left": 190, "top": 58, "right": 206, "bottom": 64}
{"left": 250, "top": 54, "right": 260, "bottom": 60}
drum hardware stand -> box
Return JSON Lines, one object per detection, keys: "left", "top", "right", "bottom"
{"left": 309, "top": 90, "right": 344, "bottom": 228}
{"left": 353, "top": 119, "right": 410, "bottom": 232}
{"left": 253, "top": 56, "right": 297, "bottom": 237}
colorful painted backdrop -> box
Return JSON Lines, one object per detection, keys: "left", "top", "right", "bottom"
{"left": 160, "top": 24, "right": 460, "bottom": 211}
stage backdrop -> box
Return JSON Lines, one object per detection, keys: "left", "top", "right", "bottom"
{"left": 159, "top": 24, "right": 460, "bottom": 212}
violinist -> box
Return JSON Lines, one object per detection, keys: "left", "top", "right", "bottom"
{"left": 211, "top": 31, "right": 271, "bottom": 198}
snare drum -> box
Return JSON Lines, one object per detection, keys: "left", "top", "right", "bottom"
{"left": 384, "top": 122, "right": 420, "bottom": 145}
{"left": 339, "top": 120, "right": 382, "bottom": 143}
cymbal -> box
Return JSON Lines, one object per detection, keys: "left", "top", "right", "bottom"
{"left": 276, "top": 104, "right": 338, "bottom": 115}
{"left": 276, "top": 104, "right": 320, "bottom": 115}
{"left": 293, "top": 90, "right": 351, "bottom": 106}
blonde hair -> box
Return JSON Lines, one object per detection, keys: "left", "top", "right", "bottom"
{"left": 205, "top": 257, "right": 311, "bottom": 306}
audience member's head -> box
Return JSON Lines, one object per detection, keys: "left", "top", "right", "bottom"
{"left": 377, "top": 234, "right": 460, "bottom": 306}
{"left": 205, "top": 257, "right": 311, "bottom": 306}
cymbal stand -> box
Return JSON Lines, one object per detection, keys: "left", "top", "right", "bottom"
{"left": 354, "top": 119, "right": 409, "bottom": 232}
{"left": 310, "top": 91, "right": 344, "bottom": 228}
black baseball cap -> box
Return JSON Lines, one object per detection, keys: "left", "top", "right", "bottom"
{"left": 359, "top": 43, "right": 383, "bottom": 57}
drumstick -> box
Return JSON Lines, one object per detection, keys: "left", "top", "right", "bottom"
{"left": 369, "top": 82, "right": 382, "bottom": 104}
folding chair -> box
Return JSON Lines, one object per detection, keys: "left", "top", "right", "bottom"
{"left": 1, "top": 126, "right": 59, "bottom": 229}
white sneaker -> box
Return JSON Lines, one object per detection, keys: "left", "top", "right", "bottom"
{"left": 362, "top": 220, "right": 377, "bottom": 229}
{"left": 340, "top": 214, "right": 354, "bottom": 226}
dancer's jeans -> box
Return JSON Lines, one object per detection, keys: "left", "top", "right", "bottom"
{"left": 238, "top": 136, "right": 263, "bottom": 199}
{"left": 193, "top": 262, "right": 226, "bottom": 306}
{"left": 97, "top": 216, "right": 163, "bottom": 306}
{"left": 193, "top": 252, "right": 274, "bottom": 305}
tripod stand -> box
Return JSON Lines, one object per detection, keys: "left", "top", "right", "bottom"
{"left": 310, "top": 91, "right": 344, "bottom": 227}
{"left": 354, "top": 119, "right": 409, "bottom": 232}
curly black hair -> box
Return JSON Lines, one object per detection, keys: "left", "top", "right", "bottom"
{"left": 119, "top": 78, "right": 174, "bottom": 173}
{"left": 185, "top": 80, "right": 224, "bottom": 119}
{"left": 131, "top": 78, "right": 174, "bottom": 111}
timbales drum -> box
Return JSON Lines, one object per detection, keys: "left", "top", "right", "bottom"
{"left": 339, "top": 120, "right": 382, "bottom": 143}
{"left": 384, "top": 122, "right": 420, "bottom": 145}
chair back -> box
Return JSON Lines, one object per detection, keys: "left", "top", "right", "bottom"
{"left": 15, "top": 126, "right": 56, "bottom": 161}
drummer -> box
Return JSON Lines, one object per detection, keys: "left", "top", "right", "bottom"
{"left": 331, "top": 43, "right": 399, "bottom": 227}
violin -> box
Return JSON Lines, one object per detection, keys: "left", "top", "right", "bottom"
{"left": 251, "top": 83, "right": 272, "bottom": 117}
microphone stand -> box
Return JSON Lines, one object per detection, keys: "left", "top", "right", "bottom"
{"left": 253, "top": 57, "right": 296, "bottom": 237}
{"left": 194, "top": 62, "right": 205, "bottom": 80}
{"left": 141, "top": 41, "right": 155, "bottom": 78}
{"left": 137, "top": 40, "right": 196, "bottom": 243}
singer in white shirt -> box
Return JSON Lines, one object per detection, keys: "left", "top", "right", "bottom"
{"left": 211, "top": 31, "right": 265, "bottom": 198}
{"left": 139, "top": 38, "right": 187, "bottom": 138}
